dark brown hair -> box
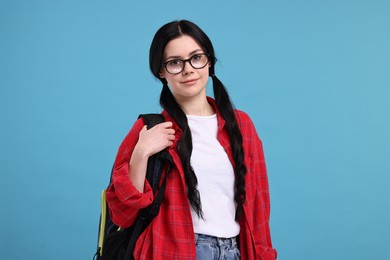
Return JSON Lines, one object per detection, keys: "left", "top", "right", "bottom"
{"left": 149, "top": 20, "right": 247, "bottom": 219}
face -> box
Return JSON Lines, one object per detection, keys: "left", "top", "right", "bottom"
{"left": 159, "top": 35, "right": 210, "bottom": 103}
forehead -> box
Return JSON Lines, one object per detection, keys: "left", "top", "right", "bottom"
{"left": 164, "top": 35, "right": 203, "bottom": 58}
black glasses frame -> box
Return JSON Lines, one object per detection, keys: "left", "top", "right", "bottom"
{"left": 161, "top": 53, "right": 210, "bottom": 75}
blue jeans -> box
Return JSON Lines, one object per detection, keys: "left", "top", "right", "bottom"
{"left": 195, "top": 234, "right": 241, "bottom": 260}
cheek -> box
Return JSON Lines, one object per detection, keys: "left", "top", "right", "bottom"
{"left": 164, "top": 75, "right": 178, "bottom": 87}
{"left": 202, "top": 66, "right": 210, "bottom": 77}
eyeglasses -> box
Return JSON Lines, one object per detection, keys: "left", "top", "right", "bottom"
{"left": 161, "top": 53, "right": 209, "bottom": 75}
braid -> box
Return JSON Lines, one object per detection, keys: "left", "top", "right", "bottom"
{"left": 149, "top": 20, "right": 246, "bottom": 219}
{"left": 211, "top": 75, "right": 247, "bottom": 219}
{"left": 160, "top": 83, "right": 203, "bottom": 218}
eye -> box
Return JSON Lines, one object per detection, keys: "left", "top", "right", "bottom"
{"left": 167, "top": 59, "right": 183, "bottom": 66}
{"left": 191, "top": 54, "right": 202, "bottom": 61}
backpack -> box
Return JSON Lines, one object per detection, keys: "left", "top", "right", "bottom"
{"left": 93, "top": 113, "right": 173, "bottom": 260}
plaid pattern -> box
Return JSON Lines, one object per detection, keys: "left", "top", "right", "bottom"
{"left": 106, "top": 98, "right": 277, "bottom": 259}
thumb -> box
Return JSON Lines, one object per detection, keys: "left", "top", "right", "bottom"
{"left": 139, "top": 125, "right": 148, "bottom": 135}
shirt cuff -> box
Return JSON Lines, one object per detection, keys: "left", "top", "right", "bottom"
{"left": 113, "top": 162, "right": 154, "bottom": 209}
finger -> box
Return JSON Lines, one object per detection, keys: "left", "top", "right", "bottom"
{"left": 158, "top": 121, "right": 173, "bottom": 128}
{"left": 165, "top": 128, "right": 175, "bottom": 135}
{"left": 140, "top": 125, "right": 148, "bottom": 132}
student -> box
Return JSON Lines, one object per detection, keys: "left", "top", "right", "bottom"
{"left": 106, "top": 19, "right": 277, "bottom": 260}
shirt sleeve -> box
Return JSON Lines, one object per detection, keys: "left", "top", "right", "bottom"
{"left": 237, "top": 111, "right": 278, "bottom": 259}
{"left": 252, "top": 128, "right": 278, "bottom": 259}
{"left": 105, "top": 118, "right": 154, "bottom": 228}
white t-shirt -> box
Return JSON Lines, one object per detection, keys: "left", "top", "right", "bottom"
{"left": 187, "top": 114, "right": 240, "bottom": 238}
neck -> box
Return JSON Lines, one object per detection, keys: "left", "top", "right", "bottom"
{"left": 176, "top": 96, "right": 214, "bottom": 116}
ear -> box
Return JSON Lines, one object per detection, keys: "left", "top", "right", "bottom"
{"left": 159, "top": 69, "right": 166, "bottom": 79}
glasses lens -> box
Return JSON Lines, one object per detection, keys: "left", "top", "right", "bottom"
{"left": 190, "top": 54, "right": 208, "bottom": 69}
{"left": 166, "top": 60, "right": 183, "bottom": 74}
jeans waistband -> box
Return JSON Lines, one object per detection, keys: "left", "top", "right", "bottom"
{"left": 195, "top": 233, "right": 237, "bottom": 248}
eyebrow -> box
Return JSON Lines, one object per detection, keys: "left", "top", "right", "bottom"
{"left": 165, "top": 49, "right": 204, "bottom": 61}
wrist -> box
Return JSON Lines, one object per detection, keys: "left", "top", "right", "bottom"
{"left": 132, "top": 144, "right": 151, "bottom": 161}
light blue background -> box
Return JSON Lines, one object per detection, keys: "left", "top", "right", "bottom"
{"left": 1, "top": 0, "right": 389, "bottom": 259}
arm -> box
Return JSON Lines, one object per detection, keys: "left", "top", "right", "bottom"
{"left": 129, "top": 120, "right": 174, "bottom": 192}
{"left": 251, "top": 133, "right": 277, "bottom": 259}
{"left": 236, "top": 111, "right": 277, "bottom": 259}
{"left": 106, "top": 118, "right": 175, "bottom": 228}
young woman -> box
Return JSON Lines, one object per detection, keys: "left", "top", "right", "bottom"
{"left": 106, "top": 20, "right": 277, "bottom": 260}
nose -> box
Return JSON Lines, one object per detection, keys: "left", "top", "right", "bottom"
{"left": 182, "top": 60, "right": 194, "bottom": 74}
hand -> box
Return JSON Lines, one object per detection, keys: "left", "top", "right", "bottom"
{"left": 134, "top": 121, "right": 175, "bottom": 157}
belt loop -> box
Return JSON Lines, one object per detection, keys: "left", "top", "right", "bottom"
{"left": 231, "top": 237, "right": 236, "bottom": 248}
{"left": 217, "top": 237, "right": 223, "bottom": 247}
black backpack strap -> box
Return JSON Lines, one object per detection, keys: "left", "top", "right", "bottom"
{"left": 124, "top": 162, "right": 171, "bottom": 260}
{"left": 123, "top": 113, "right": 173, "bottom": 260}
{"left": 139, "top": 113, "right": 165, "bottom": 130}
{"left": 107, "top": 113, "right": 164, "bottom": 187}
{"left": 94, "top": 113, "right": 173, "bottom": 260}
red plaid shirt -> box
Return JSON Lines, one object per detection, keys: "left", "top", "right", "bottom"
{"left": 106, "top": 98, "right": 277, "bottom": 259}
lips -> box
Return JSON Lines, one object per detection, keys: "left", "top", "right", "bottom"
{"left": 181, "top": 78, "right": 198, "bottom": 84}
